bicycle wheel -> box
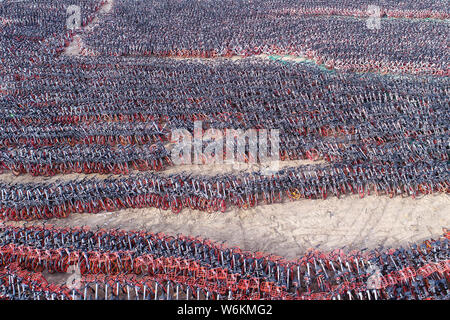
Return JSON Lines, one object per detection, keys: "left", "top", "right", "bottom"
{"left": 104, "top": 198, "right": 116, "bottom": 212}
{"left": 161, "top": 196, "right": 170, "bottom": 210}
{"left": 212, "top": 198, "right": 223, "bottom": 213}
{"left": 171, "top": 198, "right": 182, "bottom": 214}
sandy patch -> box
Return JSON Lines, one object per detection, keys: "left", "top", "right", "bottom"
{"left": 5, "top": 194, "right": 449, "bottom": 259}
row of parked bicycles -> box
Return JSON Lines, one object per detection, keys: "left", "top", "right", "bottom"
{"left": 1, "top": 54, "right": 448, "bottom": 177}
{"left": 0, "top": 224, "right": 448, "bottom": 300}
{"left": 0, "top": 143, "right": 172, "bottom": 176}
{"left": 0, "top": 122, "right": 168, "bottom": 148}
{"left": 0, "top": 128, "right": 447, "bottom": 176}
{"left": 80, "top": 0, "right": 448, "bottom": 75}
{"left": 277, "top": 0, "right": 449, "bottom": 19}
{"left": 0, "top": 161, "right": 447, "bottom": 219}
{"left": 3, "top": 57, "right": 447, "bottom": 130}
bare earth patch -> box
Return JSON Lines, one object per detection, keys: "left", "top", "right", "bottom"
{"left": 5, "top": 194, "right": 449, "bottom": 259}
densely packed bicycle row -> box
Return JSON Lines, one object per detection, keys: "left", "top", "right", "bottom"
{"left": 0, "top": 161, "right": 447, "bottom": 219}
{"left": 79, "top": 0, "right": 448, "bottom": 75}
{"left": 0, "top": 122, "right": 168, "bottom": 148}
{"left": 0, "top": 55, "right": 448, "bottom": 176}
{"left": 2, "top": 0, "right": 448, "bottom": 77}
{"left": 276, "top": 0, "right": 449, "bottom": 19}
{"left": 0, "top": 131, "right": 447, "bottom": 177}
{"left": 0, "top": 225, "right": 448, "bottom": 300}
{"left": 0, "top": 143, "right": 171, "bottom": 176}
{"left": 3, "top": 57, "right": 447, "bottom": 129}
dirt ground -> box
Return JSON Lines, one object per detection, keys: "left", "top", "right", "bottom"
{"left": 4, "top": 191, "right": 449, "bottom": 259}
